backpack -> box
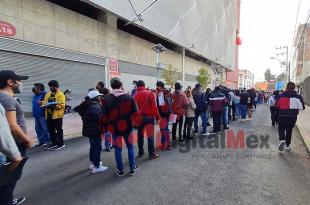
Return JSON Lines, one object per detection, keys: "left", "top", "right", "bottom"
{"left": 164, "top": 93, "right": 173, "bottom": 113}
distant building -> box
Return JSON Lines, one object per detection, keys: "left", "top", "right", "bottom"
{"left": 238, "top": 69, "right": 254, "bottom": 89}
{"left": 292, "top": 23, "right": 310, "bottom": 93}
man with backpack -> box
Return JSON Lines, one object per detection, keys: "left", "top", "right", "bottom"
{"left": 192, "top": 84, "right": 209, "bottom": 135}
{"left": 134, "top": 80, "right": 160, "bottom": 160}
{"left": 156, "top": 81, "right": 172, "bottom": 150}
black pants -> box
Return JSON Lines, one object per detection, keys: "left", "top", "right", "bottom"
{"left": 137, "top": 116, "right": 155, "bottom": 157}
{"left": 232, "top": 103, "right": 236, "bottom": 120}
{"left": 270, "top": 107, "right": 278, "bottom": 125}
{"left": 172, "top": 116, "right": 184, "bottom": 141}
{"left": 278, "top": 116, "right": 297, "bottom": 146}
{"left": 183, "top": 117, "right": 194, "bottom": 139}
{"left": 212, "top": 112, "right": 222, "bottom": 132}
{"left": 47, "top": 118, "right": 64, "bottom": 146}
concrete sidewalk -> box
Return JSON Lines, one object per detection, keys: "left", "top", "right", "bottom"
{"left": 296, "top": 105, "right": 310, "bottom": 152}
{"left": 26, "top": 114, "right": 83, "bottom": 141}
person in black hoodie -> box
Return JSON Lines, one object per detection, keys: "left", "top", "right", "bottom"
{"left": 276, "top": 82, "right": 305, "bottom": 151}
{"left": 192, "top": 84, "right": 209, "bottom": 135}
{"left": 74, "top": 90, "right": 108, "bottom": 174}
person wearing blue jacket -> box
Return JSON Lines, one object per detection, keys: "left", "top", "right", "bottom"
{"left": 32, "top": 83, "right": 50, "bottom": 146}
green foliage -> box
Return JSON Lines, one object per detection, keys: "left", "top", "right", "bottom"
{"left": 161, "top": 64, "right": 181, "bottom": 89}
{"left": 277, "top": 72, "right": 286, "bottom": 82}
{"left": 196, "top": 67, "right": 211, "bottom": 90}
{"left": 264, "top": 68, "right": 275, "bottom": 82}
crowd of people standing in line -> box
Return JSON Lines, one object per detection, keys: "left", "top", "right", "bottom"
{"left": 0, "top": 69, "right": 306, "bottom": 205}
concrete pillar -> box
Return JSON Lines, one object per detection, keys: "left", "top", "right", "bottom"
{"left": 182, "top": 48, "right": 185, "bottom": 86}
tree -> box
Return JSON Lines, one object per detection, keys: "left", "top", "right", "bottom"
{"left": 196, "top": 67, "right": 211, "bottom": 90}
{"left": 277, "top": 72, "right": 286, "bottom": 82}
{"left": 161, "top": 64, "right": 181, "bottom": 89}
{"left": 264, "top": 68, "right": 275, "bottom": 82}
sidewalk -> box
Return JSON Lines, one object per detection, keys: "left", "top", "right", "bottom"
{"left": 26, "top": 114, "right": 83, "bottom": 141}
{"left": 296, "top": 105, "right": 310, "bottom": 152}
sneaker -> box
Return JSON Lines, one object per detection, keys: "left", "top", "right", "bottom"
{"left": 138, "top": 152, "right": 144, "bottom": 158}
{"left": 44, "top": 143, "right": 57, "bottom": 150}
{"left": 241, "top": 119, "right": 246, "bottom": 122}
{"left": 89, "top": 161, "right": 103, "bottom": 170}
{"left": 285, "top": 145, "right": 291, "bottom": 151}
{"left": 105, "top": 147, "right": 111, "bottom": 152}
{"left": 51, "top": 144, "right": 66, "bottom": 151}
{"left": 12, "top": 197, "right": 26, "bottom": 205}
{"left": 149, "top": 154, "right": 159, "bottom": 160}
{"left": 179, "top": 139, "right": 185, "bottom": 144}
{"left": 278, "top": 140, "right": 286, "bottom": 151}
{"left": 166, "top": 145, "right": 172, "bottom": 150}
{"left": 41, "top": 142, "right": 50, "bottom": 147}
{"left": 92, "top": 165, "right": 108, "bottom": 174}
{"left": 115, "top": 169, "right": 124, "bottom": 177}
{"left": 202, "top": 132, "right": 210, "bottom": 136}
{"left": 223, "top": 126, "right": 230, "bottom": 130}
{"left": 129, "top": 166, "right": 140, "bottom": 176}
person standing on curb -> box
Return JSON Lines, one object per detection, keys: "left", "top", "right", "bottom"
{"left": 134, "top": 80, "right": 160, "bottom": 160}
{"left": 42, "top": 80, "right": 66, "bottom": 151}
{"left": 32, "top": 83, "right": 49, "bottom": 146}
{"left": 276, "top": 82, "right": 305, "bottom": 151}
{"left": 102, "top": 77, "right": 139, "bottom": 177}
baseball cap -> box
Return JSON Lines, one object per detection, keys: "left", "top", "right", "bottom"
{"left": 88, "top": 90, "right": 103, "bottom": 99}
{"left": 0, "top": 70, "right": 29, "bottom": 81}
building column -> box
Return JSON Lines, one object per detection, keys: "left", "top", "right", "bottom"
{"left": 182, "top": 48, "right": 185, "bottom": 86}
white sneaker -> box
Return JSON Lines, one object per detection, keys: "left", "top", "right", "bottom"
{"left": 89, "top": 161, "right": 102, "bottom": 170}
{"left": 202, "top": 132, "right": 210, "bottom": 136}
{"left": 278, "top": 140, "right": 286, "bottom": 151}
{"left": 92, "top": 165, "right": 108, "bottom": 174}
{"left": 284, "top": 145, "right": 291, "bottom": 151}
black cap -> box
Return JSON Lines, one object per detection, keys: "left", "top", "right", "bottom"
{"left": 0, "top": 70, "right": 29, "bottom": 81}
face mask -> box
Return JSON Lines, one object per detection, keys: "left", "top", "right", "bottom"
{"left": 50, "top": 88, "right": 57, "bottom": 93}
{"left": 13, "top": 82, "right": 23, "bottom": 94}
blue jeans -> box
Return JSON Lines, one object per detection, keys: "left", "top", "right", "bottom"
{"left": 222, "top": 106, "right": 228, "bottom": 126}
{"left": 89, "top": 137, "right": 102, "bottom": 167}
{"left": 104, "top": 132, "right": 112, "bottom": 148}
{"left": 239, "top": 104, "right": 247, "bottom": 119}
{"left": 0, "top": 153, "right": 6, "bottom": 165}
{"left": 235, "top": 103, "right": 240, "bottom": 117}
{"left": 160, "top": 117, "right": 170, "bottom": 146}
{"left": 35, "top": 117, "right": 50, "bottom": 144}
{"left": 113, "top": 132, "right": 136, "bottom": 171}
{"left": 194, "top": 111, "right": 207, "bottom": 133}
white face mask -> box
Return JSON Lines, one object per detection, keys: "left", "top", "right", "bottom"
{"left": 13, "top": 82, "right": 23, "bottom": 94}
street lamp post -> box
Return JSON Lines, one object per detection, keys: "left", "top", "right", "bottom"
{"left": 151, "top": 44, "right": 167, "bottom": 81}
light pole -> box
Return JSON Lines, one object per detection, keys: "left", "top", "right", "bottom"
{"left": 151, "top": 44, "right": 167, "bottom": 82}
{"left": 275, "top": 46, "right": 290, "bottom": 82}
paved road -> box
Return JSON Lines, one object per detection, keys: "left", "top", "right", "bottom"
{"left": 15, "top": 105, "right": 310, "bottom": 205}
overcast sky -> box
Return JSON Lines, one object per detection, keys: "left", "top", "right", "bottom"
{"left": 239, "top": 0, "right": 310, "bottom": 82}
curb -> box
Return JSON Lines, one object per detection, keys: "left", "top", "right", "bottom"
{"left": 296, "top": 119, "right": 310, "bottom": 153}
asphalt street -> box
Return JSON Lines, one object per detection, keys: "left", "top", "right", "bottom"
{"left": 15, "top": 105, "right": 310, "bottom": 205}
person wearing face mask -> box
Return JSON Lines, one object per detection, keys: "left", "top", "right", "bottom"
{"left": 41, "top": 80, "right": 66, "bottom": 151}
{"left": 0, "top": 70, "right": 34, "bottom": 157}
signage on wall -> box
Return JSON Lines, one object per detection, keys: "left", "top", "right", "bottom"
{"left": 0, "top": 21, "right": 16, "bottom": 37}
{"left": 109, "top": 58, "right": 120, "bottom": 77}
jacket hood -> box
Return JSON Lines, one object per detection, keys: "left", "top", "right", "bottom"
{"left": 112, "top": 89, "right": 127, "bottom": 97}
{"left": 136, "top": 86, "right": 146, "bottom": 92}
{"left": 74, "top": 99, "right": 98, "bottom": 116}
{"left": 174, "top": 90, "right": 183, "bottom": 95}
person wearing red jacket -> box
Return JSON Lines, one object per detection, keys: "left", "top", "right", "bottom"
{"left": 134, "top": 80, "right": 160, "bottom": 160}
{"left": 172, "top": 82, "right": 188, "bottom": 143}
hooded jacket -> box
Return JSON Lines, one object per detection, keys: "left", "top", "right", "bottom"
{"left": 32, "top": 91, "right": 46, "bottom": 118}
{"left": 101, "top": 89, "right": 138, "bottom": 136}
{"left": 276, "top": 90, "right": 305, "bottom": 117}
{"left": 134, "top": 86, "right": 160, "bottom": 120}
{"left": 172, "top": 90, "right": 188, "bottom": 117}
{"left": 156, "top": 88, "right": 172, "bottom": 118}
{"left": 74, "top": 98, "right": 103, "bottom": 138}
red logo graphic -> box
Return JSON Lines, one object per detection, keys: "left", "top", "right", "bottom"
{"left": 0, "top": 21, "right": 16, "bottom": 37}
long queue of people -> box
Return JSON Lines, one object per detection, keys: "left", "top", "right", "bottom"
{"left": 0, "top": 69, "right": 306, "bottom": 205}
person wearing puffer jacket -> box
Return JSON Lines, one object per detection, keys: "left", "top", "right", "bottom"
{"left": 183, "top": 88, "right": 196, "bottom": 140}
{"left": 74, "top": 90, "right": 108, "bottom": 174}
